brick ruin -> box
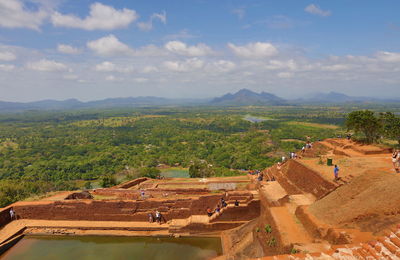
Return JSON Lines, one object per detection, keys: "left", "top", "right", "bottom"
{"left": 0, "top": 138, "right": 399, "bottom": 259}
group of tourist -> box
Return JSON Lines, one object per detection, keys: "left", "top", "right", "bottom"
{"left": 206, "top": 197, "right": 237, "bottom": 217}
{"left": 148, "top": 210, "right": 165, "bottom": 224}
{"left": 392, "top": 150, "right": 400, "bottom": 173}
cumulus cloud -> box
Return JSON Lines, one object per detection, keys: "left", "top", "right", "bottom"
{"left": 0, "top": 51, "right": 16, "bottom": 61}
{"left": 305, "top": 4, "right": 331, "bottom": 17}
{"left": 376, "top": 51, "right": 400, "bottom": 63}
{"left": 0, "top": 0, "right": 48, "bottom": 30}
{"left": 265, "top": 59, "right": 298, "bottom": 70}
{"left": 87, "top": 35, "right": 133, "bottom": 56}
{"left": 141, "top": 66, "right": 158, "bottom": 73}
{"left": 26, "top": 59, "right": 68, "bottom": 72}
{"left": 165, "top": 41, "right": 214, "bottom": 56}
{"left": 51, "top": 2, "right": 138, "bottom": 30}
{"left": 94, "top": 61, "right": 133, "bottom": 73}
{"left": 95, "top": 61, "right": 117, "bottom": 72}
{"left": 137, "top": 11, "right": 167, "bottom": 31}
{"left": 0, "top": 64, "right": 15, "bottom": 71}
{"left": 208, "top": 60, "right": 236, "bottom": 72}
{"left": 163, "top": 58, "right": 204, "bottom": 72}
{"left": 228, "top": 42, "right": 278, "bottom": 59}
{"left": 57, "top": 44, "right": 81, "bottom": 54}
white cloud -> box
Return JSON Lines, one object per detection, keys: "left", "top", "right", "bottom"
{"left": 165, "top": 41, "right": 214, "bottom": 56}
{"left": 57, "top": 44, "right": 81, "bottom": 54}
{"left": 63, "top": 74, "right": 78, "bottom": 80}
{"left": 137, "top": 11, "right": 166, "bottom": 31}
{"left": 26, "top": 59, "right": 68, "bottom": 72}
{"left": 265, "top": 59, "right": 298, "bottom": 70}
{"left": 133, "top": 77, "right": 148, "bottom": 83}
{"left": 376, "top": 51, "right": 400, "bottom": 63}
{"left": 163, "top": 58, "right": 204, "bottom": 72}
{"left": 95, "top": 61, "right": 117, "bottom": 72}
{"left": 232, "top": 7, "right": 245, "bottom": 19}
{"left": 94, "top": 61, "right": 133, "bottom": 73}
{"left": 0, "top": 0, "right": 48, "bottom": 30}
{"left": 87, "top": 35, "right": 133, "bottom": 56}
{"left": 105, "top": 75, "right": 119, "bottom": 81}
{"left": 305, "top": 4, "right": 331, "bottom": 17}
{"left": 51, "top": 2, "right": 138, "bottom": 30}
{"left": 164, "top": 29, "right": 197, "bottom": 40}
{"left": 209, "top": 60, "right": 236, "bottom": 72}
{"left": 321, "top": 64, "right": 351, "bottom": 71}
{"left": 141, "top": 66, "right": 158, "bottom": 73}
{"left": 0, "top": 51, "right": 16, "bottom": 61}
{"left": 277, "top": 72, "right": 293, "bottom": 78}
{"left": 0, "top": 64, "right": 15, "bottom": 71}
{"left": 228, "top": 42, "right": 278, "bottom": 59}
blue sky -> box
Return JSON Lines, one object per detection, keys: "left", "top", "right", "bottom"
{"left": 0, "top": 0, "right": 399, "bottom": 101}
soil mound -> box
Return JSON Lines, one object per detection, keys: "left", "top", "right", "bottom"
{"left": 309, "top": 170, "right": 400, "bottom": 233}
{"left": 65, "top": 191, "right": 93, "bottom": 200}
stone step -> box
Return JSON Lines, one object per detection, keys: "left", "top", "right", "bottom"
{"left": 269, "top": 206, "right": 312, "bottom": 247}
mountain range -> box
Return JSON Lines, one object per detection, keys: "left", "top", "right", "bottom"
{"left": 0, "top": 89, "right": 399, "bottom": 112}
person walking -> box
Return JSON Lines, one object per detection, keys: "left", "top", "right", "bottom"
{"left": 334, "top": 165, "right": 340, "bottom": 180}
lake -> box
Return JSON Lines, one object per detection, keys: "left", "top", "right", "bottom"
{"left": 0, "top": 235, "right": 222, "bottom": 260}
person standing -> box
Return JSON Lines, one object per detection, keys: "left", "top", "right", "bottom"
{"left": 334, "top": 165, "right": 340, "bottom": 180}
{"left": 9, "top": 208, "right": 15, "bottom": 220}
{"left": 392, "top": 150, "right": 399, "bottom": 173}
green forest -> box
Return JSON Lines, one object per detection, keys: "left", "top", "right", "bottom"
{"left": 0, "top": 105, "right": 398, "bottom": 207}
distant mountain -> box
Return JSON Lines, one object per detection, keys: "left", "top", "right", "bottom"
{"left": 0, "top": 90, "right": 399, "bottom": 113}
{"left": 210, "top": 89, "right": 286, "bottom": 106}
{"left": 297, "top": 91, "right": 400, "bottom": 104}
{"left": 0, "top": 96, "right": 209, "bottom": 112}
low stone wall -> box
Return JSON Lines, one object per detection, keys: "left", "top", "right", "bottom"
{"left": 211, "top": 200, "right": 260, "bottom": 222}
{"left": 295, "top": 205, "right": 329, "bottom": 239}
{"left": 114, "top": 177, "right": 148, "bottom": 189}
{"left": 0, "top": 207, "right": 11, "bottom": 228}
{"left": 12, "top": 194, "right": 225, "bottom": 222}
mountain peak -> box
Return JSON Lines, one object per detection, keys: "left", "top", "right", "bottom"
{"left": 211, "top": 89, "right": 285, "bottom": 106}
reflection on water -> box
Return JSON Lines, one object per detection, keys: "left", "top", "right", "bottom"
{"left": 160, "top": 169, "right": 189, "bottom": 178}
{"left": 1, "top": 236, "right": 222, "bottom": 260}
{"left": 243, "top": 115, "right": 270, "bottom": 123}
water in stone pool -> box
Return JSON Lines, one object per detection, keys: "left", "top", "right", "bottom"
{"left": 0, "top": 236, "right": 222, "bottom": 260}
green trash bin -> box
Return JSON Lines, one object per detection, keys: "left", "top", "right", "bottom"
{"left": 327, "top": 158, "right": 333, "bottom": 166}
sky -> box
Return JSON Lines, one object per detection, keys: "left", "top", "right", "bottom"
{"left": 0, "top": 0, "right": 400, "bottom": 102}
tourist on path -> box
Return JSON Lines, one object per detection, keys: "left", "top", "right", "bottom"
{"left": 221, "top": 198, "right": 227, "bottom": 208}
{"left": 334, "top": 165, "right": 340, "bottom": 180}
{"left": 234, "top": 200, "right": 239, "bottom": 207}
{"left": 215, "top": 205, "right": 221, "bottom": 214}
{"left": 148, "top": 213, "right": 154, "bottom": 223}
{"left": 207, "top": 207, "right": 213, "bottom": 217}
{"left": 392, "top": 150, "right": 399, "bottom": 173}
{"left": 155, "top": 210, "right": 161, "bottom": 224}
{"left": 9, "top": 208, "right": 15, "bottom": 220}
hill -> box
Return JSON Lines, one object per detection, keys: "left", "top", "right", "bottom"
{"left": 210, "top": 89, "right": 286, "bottom": 106}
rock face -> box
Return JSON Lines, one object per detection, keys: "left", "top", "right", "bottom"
{"left": 65, "top": 191, "right": 93, "bottom": 200}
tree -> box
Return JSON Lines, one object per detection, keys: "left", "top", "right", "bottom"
{"left": 346, "top": 110, "right": 381, "bottom": 143}
{"left": 84, "top": 181, "right": 93, "bottom": 190}
{"left": 380, "top": 112, "right": 400, "bottom": 146}
{"left": 139, "top": 167, "right": 161, "bottom": 179}
{"left": 189, "top": 160, "right": 214, "bottom": 178}
{"left": 100, "top": 174, "right": 117, "bottom": 188}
